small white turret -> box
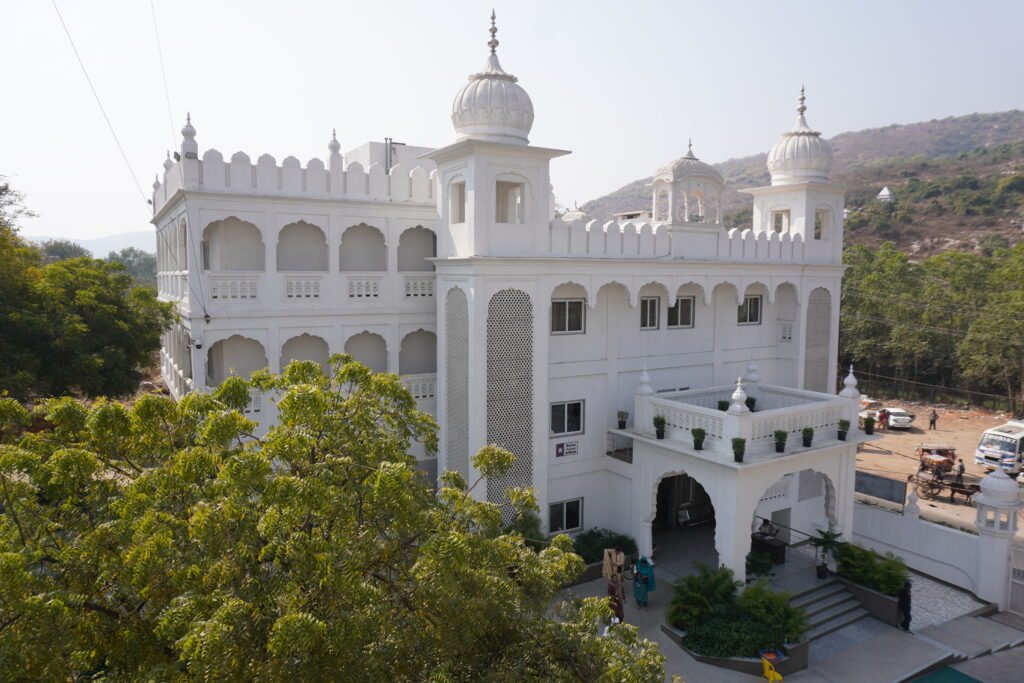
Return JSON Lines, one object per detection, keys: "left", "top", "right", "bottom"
{"left": 180, "top": 113, "right": 198, "bottom": 159}
{"left": 766, "top": 88, "right": 833, "bottom": 186}
{"left": 728, "top": 377, "right": 751, "bottom": 415}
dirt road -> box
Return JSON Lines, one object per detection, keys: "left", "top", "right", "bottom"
{"left": 855, "top": 401, "right": 1022, "bottom": 532}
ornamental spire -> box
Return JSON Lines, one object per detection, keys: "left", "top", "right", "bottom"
{"left": 488, "top": 10, "right": 499, "bottom": 54}
{"left": 798, "top": 85, "right": 807, "bottom": 116}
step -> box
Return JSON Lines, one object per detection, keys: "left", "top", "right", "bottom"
{"left": 920, "top": 618, "right": 996, "bottom": 658}
{"left": 802, "top": 591, "right": 858, "bottom": 619}
{"left": 970, "top": 616, "right": 1024, "bottom": 649}
{"left": 807, "top": 606, "right": 870, "bottom": 641}
{"left": 807, "top": 598, "right": 863, "bottom": 628}
{"left": 791, "top": 582, "right": 846, "bottom": 608}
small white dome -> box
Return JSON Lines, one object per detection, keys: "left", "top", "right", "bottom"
{"left": 654, "top": 141, "right": 723, "bottom": 185}
{"left": 977, "top": 468, "right": 1021, "bottom": 508}
{"left": 451, "top": 14, "right": 534, "bottom": 146}
{"left": 767, "top": 89, "right": 833, "bottom": 185}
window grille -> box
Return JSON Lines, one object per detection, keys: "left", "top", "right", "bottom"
{"left": 445, "top": 288, "right": 470, "bottom": 482}
{"left": 804, "top": 288, "right": 831, "bottom": 392}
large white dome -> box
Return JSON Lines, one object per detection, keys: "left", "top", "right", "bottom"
{"left": 451, "top": 14, "right": 534, "bottom": 146}
{"left": 767, "top": 90, "right": 833, "bottom": 185}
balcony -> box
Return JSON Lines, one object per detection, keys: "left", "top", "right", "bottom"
{"left": 209, "top": 274, "right": 260, "bottom": 301}
{"left": 346, "top": 274, "right": 383, "bottom": 300}
{"left": 403, "top": 274, "right": 435, "bottom": 299}
{"left": 632, "top": 380, "right": 858, "bottom": 463}
{"left": 283, "top": 274, "right": 323, "bottom": 300}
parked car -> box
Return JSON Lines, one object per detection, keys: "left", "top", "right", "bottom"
{"left": 885, "top": 408, "right": 915, "bottom": 430}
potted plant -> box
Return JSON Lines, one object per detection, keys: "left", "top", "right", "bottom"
{"left": 731, "top": 437, "right": 746, "bottom": 463}
{"left": 692, "top": 427, "right": 706, "bottom": 451}
{"left": 717, "top": 400, "right": 729, "bottom": 412}
{"left": 653, "top": 415, "right": 666, "bottom": 439}
{"left": 773, "top": 430, "right": 787, "bottom": 454}
{"left": 838, "top": 419, "right": 850, "bottom": 441}
{"left": 801, "top": 427, "right": 814, "bottom": 448}
{"left": 810, "top": 529, "right": 843, "bottom": 579}
{"left": 863, "top": 416, "right": 875, "bottom": 435}
{"left": 617, "top": 410, "right": 629, "bottom": 430}
{"left": 745, "top": 396, "right": 756, "bottom": 412}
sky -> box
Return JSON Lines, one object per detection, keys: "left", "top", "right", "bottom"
{"left": 4, "top": 0, "right": 1024, "bottom": 240}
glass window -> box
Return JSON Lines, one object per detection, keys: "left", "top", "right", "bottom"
{"left": 738, "top": 295, "right": 762, "bottom": 325}
{"left": 551, "top": 400, "right": 584, "bottom": 436}
{"left": 550, "top": 498, "right": 583, "bottom": 533}
{"left": 667, "top": 296, "right": 695, "bottom": 328}
{"left": 640, "top": 297, "right": 659, "bottom": 330}
{"left": 551, "top": 299, "right": 585, "bottom": 334}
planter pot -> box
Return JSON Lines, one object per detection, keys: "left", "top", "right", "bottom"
{"left": 802, "top": 437, "right": 813, "bottom": 448}
{"left": 733, "top": 450, "right": 744, "bottom": 463}
{"left": 656, "top": 429, "right": 665, "bottom": 440}
{"left": 717, "top": 401, "right": 729, "bottom": 412}
{"left": 775, "top": 442, "right": 785, "bottom": 453}
{"left": 838, "top": 430, "right": 847, "bottom": 441}
{"left": 864, "top": 424, "right": 875, "bottom": 435}
{"left": 694, "top": 440, "right": 704, "bottom": 451}
{"left": 816, "top": 564, "right": 828, "bottom": 579}
{"left": 617, "top": 420, "right": 627, "bottom": 429}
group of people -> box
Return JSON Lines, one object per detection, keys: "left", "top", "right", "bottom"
{"left": 872, "top": 408, "right": 939, "bottom": 430}
{"left": 602, "top": 549, "right": 657, "bottom": 629}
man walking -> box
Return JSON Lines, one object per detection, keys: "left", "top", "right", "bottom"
{"left": 898, "top": 580, "right": 913, "bottom": 633}
{"left": 928, "top": 409, "right": 938, "bottom": 431}
{"left": 956, "top": 458, "right": 966, "bottom": 486}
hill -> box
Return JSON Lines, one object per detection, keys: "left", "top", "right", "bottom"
{"left": 26, "top": 231, "right": 155, "bottom": 258}
{"left": 580, "top": 110, "right": 1024, "bottom": 255}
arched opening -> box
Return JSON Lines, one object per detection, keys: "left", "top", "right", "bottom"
{"left": 749, "top": 470, "right": 838, "bottom": 580}
{"left": 775, "top": 283, "right": 798, "bottom": 345}
{"left": 654, "top": 188, "right": 670, "bottom": 222}
{"left": 280, "top": 333, "right": 329, "bottom": 374}
{"left": 814, "top": 208, "right": 832, "bottom": 240}
{"left": 177, "top": 219, "right": 188, "bottom": 270}
{"left": 339, "top": 223, "right": 386, "bottom": 272}
{"left": 690, "top": 189, "right": 706, "bottom": 222}
{"left": 202, "top": 218, "right": 265, "bottom": 271}
{"left": 344, "top": 331, "right": 387, "bottom": 373}
{"left": 399, "top": 329, "right": 437, "bottom": 375}
{"left": 804, "top": 288, "right": 832, "bottom": 392}
{"left": 397, "top": 226, "right": 436, "bottom": 272}
{"left": 276, "top": 221, "right": 327, "bottom": 271}
{"left": 206, "top": 335, "right": 268, "bottom": 386}
{"left": 650, "top": 472, "right": 718, "bottom": 571}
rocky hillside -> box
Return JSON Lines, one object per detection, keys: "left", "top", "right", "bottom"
{"left": 580, "top": 110, "right": 1024, "bottom": 256}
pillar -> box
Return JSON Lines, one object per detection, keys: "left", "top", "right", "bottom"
{"left": 974, "top": 469, "right": 1020, "bottom": 610}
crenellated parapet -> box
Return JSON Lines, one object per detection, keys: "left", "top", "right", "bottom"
{"left": 546, "top": 218, "right": 828, "bottom": 263}
{"left": 152, "top": 151, "right": 437, "bottom": 214}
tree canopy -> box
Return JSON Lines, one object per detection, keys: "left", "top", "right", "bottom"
{"left": 0, "top": 357, "right": 666, "bottom": 681}
{"left": 0, "top": 182, "right": 172, "bottom": 399}
{"left": 107, "top": 246, "right": 157, "bottom": 287}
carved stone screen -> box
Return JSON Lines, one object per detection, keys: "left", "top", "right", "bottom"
{"left": 486, "top": 289, "right": 534, "bottom": 510}
{"left": 445, "top": 287, "right": 469, "bottom": 481}
{"left": 803, "top": 288, "right": 831, "bottom": 393}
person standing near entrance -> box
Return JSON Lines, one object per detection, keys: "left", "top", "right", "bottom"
{"left": 929, "top": 409, "right": 939, "bottom": 431}
{"left": 898, "top": 580, "right": 913, "bottom": 633}
{"left": 632, "top": 556, "right": 656, "bottom": 609}
{"left": 607, "top": 573, "right": 626, "bottom": 622}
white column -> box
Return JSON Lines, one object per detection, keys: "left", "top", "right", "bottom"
{"left": 974, "top": 470, "right": 1020, "bottom": 609}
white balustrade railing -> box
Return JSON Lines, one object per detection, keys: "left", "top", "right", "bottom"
{"left": 749, "top": 403, "right": 846, "bottom": 444}
{"left": 650, "top": 398, "right": 725, "bottom": 439}
{"left": 402, "top": 373, "right": 436, "bottom": 400}
{"left": 346, "top": 275, "right": 383, "bottom": 299}
{"left": 403, "top": 274, "right": 435, "bottom": 299}
{"left": 209, "top": 275, "right": 259, "bottom": 301}
{"left": 285, "top": 276, "right": 322, "bottom": 300}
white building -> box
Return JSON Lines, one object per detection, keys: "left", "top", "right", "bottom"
{"left": 152, "top": 16, "right": 861, "bottom": 581}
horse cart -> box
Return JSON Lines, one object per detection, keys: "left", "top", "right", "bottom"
{"left": 908, "top": 470, "right": 980, "bottom": 505}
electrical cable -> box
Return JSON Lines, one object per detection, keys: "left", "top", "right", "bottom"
{"left": 51, "top": 0, "right": 148, "bottom": 206}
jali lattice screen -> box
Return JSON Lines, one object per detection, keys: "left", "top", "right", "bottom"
{"left": 445, "top": 287, "right": 469, "bottom": 482}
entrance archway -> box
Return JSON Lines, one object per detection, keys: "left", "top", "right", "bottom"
{"left": 650, "top": 472, "right": 718, "bottom": 575}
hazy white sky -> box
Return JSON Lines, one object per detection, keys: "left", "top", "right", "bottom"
{"left": 5, "top": 0, "right": 1024, "bottom": 239}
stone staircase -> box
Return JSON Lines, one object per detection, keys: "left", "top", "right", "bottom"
{"left": 790, "top": 578, "right": 871, "bottom": 641}
{"left": 918, "top": 614, "right": 1024, "bottom": 660}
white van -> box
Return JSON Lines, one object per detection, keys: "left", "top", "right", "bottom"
{"left": 974, "top": 421, "right": 1024, "bottom": 475}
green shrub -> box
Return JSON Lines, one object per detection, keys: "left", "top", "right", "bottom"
{"left": 683, "top": 607, "right": 790, "bottom": 658}
{"left": 737, "top": 581, "right": 808, "bottom": 643}
{"left": 835, "top": 542, "right": 908, "bottom": 595}
{"left": 745, "top": 551, "right": 774, "bottom": 580}
{"left": 773, "top": 430, "right": 788, "bottom": 444}
{"left": 505, "top": 509, "right": 546, "bottom": 552}
{"left": 667, "top": 563, "right": 740, "bottom": 631}
{"left": 571, "top": 528, "right": 638, "bottom": 564}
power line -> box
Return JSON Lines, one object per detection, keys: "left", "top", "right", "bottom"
{"left": 845, "top": 368, "right": 1012, "bottom": 400}
{"left": 840, "top": 311, "right": 1024, "bottom": 348}
{"left": 842, "top": 287, "right": 1024, "bottom": 324}
{"left": 51, "top": 0, "right": 148, "bottom": 206}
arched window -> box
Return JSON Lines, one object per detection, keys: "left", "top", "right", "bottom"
{"left": 397, "top": 226, "right": 436, "bottom": 272}
{"left": 280, "top": 333, "right": 329, "bottom": 374}
{"left": 201, "top": 218, "right": 265, "bottom": 271}
{"left": 814, "top": 209, "right": 832, "bottom": 240}
{"left": 339, "top": 224, "right": 386, "bottom": 272}
{"left": 277, "top": 221, "right": 328, "bottom": 271}
{"left": 206, "top": 335, "right": 268, "bottom": 385}
{"left": 399, "top": 330, "right": 437, "bottom": 375}
{"left": 344, "top": 332, "right": 387, "bottom": 373}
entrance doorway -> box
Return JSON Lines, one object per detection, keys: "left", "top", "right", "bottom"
{"left": 652, "top": 474, "right": 717, "bottom": 578}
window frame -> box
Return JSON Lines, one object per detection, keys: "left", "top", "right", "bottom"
{"left": 550, "top": 298, "right": 586, "bottom": 335}
{"left": 667, "top": 295, "right": 695, "bottom": 329}
{"left": 549, "top": 498, "right": 583, "bottom": 534}
{"left": 495, "top": 180, "right": 525, "bottom": 224}
{"left": 771, "top": 210, "right": 791, "bottom": 234}
{"left": 450, "top": 181, "right": 467, "bottom": 224}
{"left": 640, "top": 296, "right": 660, "bottom": 331}
{"left": 738, "top": 294, "right": 763, "bottom": 326}
{"left": 550, "top": 399, "right": 585, "bottom": 437}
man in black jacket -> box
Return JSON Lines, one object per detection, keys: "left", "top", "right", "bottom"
{"left": 898, "top": 580, "right": 913, "bottom": 632}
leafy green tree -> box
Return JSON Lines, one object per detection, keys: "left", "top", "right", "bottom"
{"left": 107, "top": 246, "right": 157, "bottom": 287}
{"left": 38, "top": 238, "right": 91, "bottom": 263}
{"left": 0, "top": 359, "right": 667, "bottom": 681}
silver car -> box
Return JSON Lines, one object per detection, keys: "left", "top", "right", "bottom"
{"left": 885, "top": 408, "right": 915, "bottom": 430}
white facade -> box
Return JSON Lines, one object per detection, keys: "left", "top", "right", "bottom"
{"left": 152, "top": 16, "right": 856, "bottom": 581}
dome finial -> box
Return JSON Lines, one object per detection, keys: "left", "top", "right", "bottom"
{"left": 798, "top": 85, "right": 807, "bottom": 116}
{"left": 328, "top": 128, "right": 341, "bottom": 155}
{"left": 488, "top": 10, "right": 499, "bottom": 54}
